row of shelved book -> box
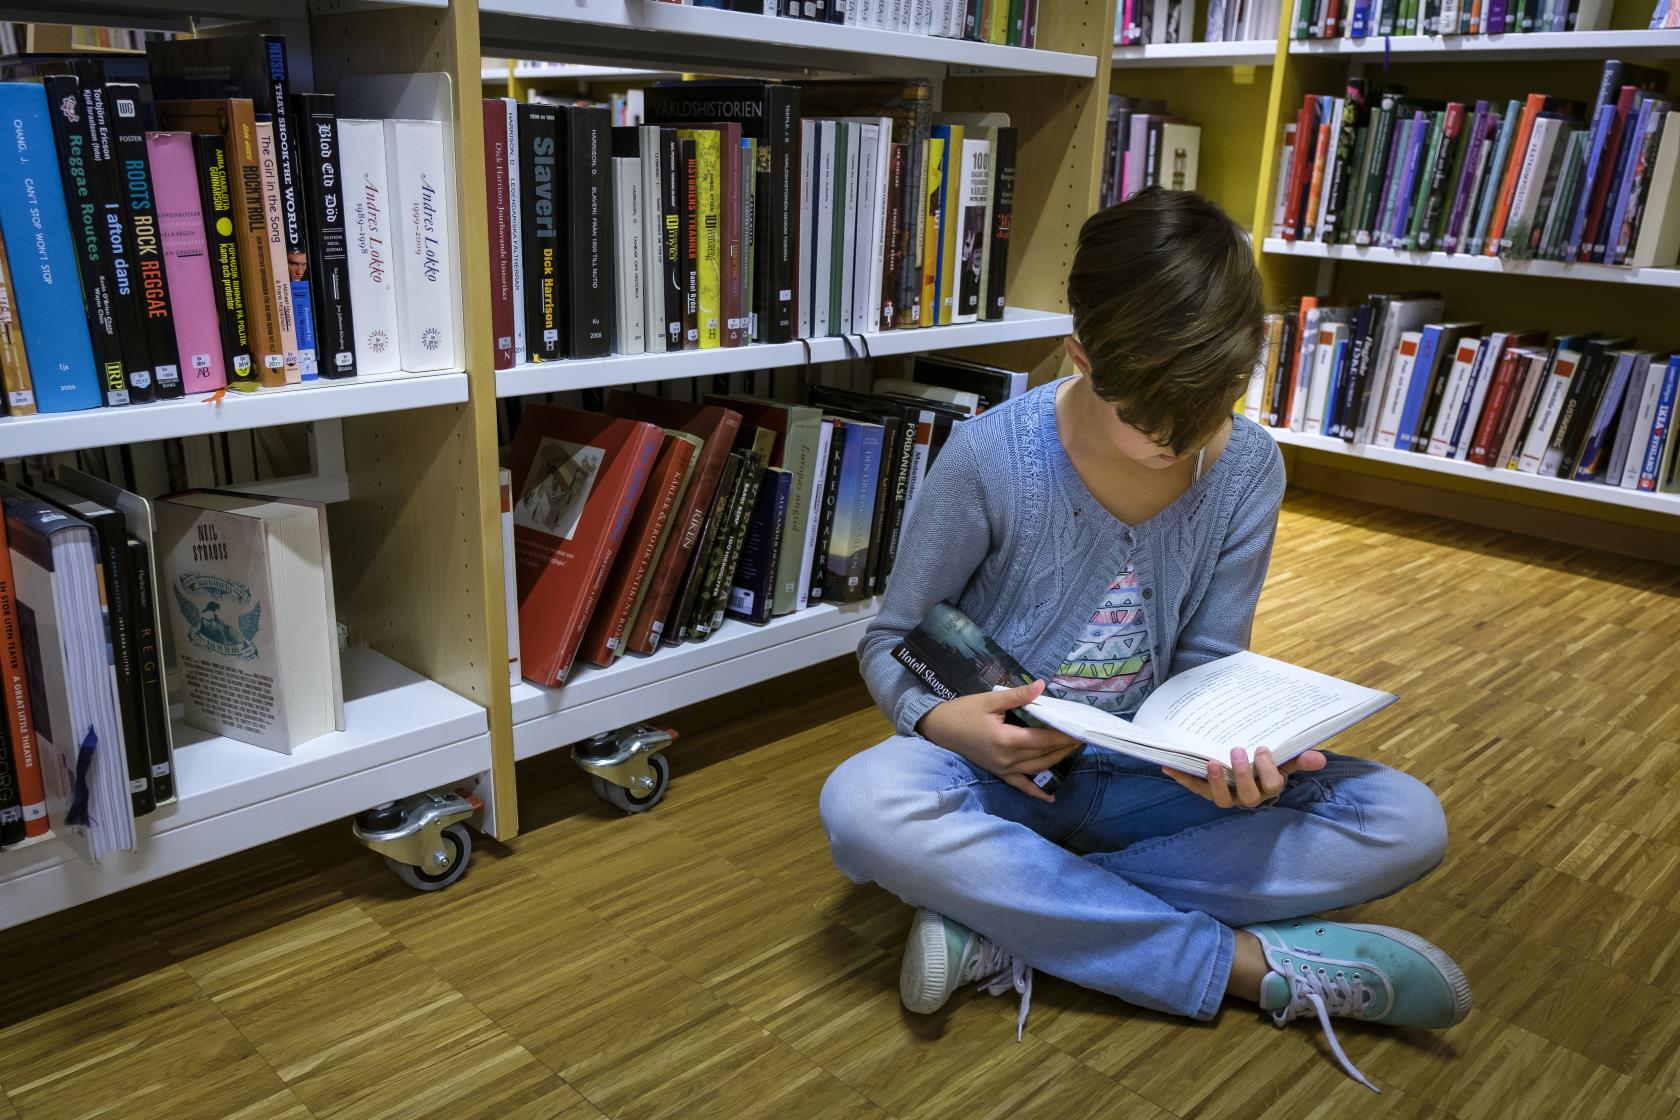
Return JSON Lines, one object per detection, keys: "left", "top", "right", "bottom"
{"left": 1115, "top": 0, "right": 1282, "bottom": 45}
{"left": 671, "top": 0, "right": 1042, "bottom": 45}
{"left": 1286, "top": 0, "right": 1616, "bottom": 38}
{"left": 1270, "top": 61, "right": 1680, "bottom": 271}
{"left": 1101, "top": 95, "right": 1203, "bottom": 207}
{"left": 0, "top": 473, "right": 345, "bottom": 862}
{"left": 503, "top": 354, "right": 1022, "bottom": 688}
{"left": 483, "top": 79, "right": 1019, "bottom": 367}
{"left": 1245, "top": 289, "right": 1680, "bottom": 493}
{"left": 0, "top": 33, "right": 458, "bottom": 419}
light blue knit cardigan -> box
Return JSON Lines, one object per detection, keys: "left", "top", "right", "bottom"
{"left": 858, "top": 378, "right": 1287, "bottom": 737}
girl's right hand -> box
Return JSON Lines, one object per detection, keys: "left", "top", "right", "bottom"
{"left": 917, "top": 680, "right": 1080, "bottom": 803}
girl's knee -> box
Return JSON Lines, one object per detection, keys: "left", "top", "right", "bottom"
{"left": 1362, "top": 763, "right": 1448, "bottom": 883}
{"left": 819, "top": 736, "right": 956, "bottom": 879}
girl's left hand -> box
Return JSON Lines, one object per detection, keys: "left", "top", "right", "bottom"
{"left": 1163, "top": 747, "right": 1328, "bottom": 809}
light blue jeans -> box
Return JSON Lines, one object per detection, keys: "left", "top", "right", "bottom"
{"left": 819, "top": 738, "right": 1448, "bottom": 1020}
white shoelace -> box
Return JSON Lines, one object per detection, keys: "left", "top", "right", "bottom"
{"left": 1272, "top": 963, "right": 1381, "bottom": 1093}
{"left": 965, "top": 940, "right": 1034, "bottom": 1041}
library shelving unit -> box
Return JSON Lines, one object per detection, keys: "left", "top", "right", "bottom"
{"left": 476, "top": 0, "right": 1116, "bottom": 767}
{"left": 2, "top": 0, "right": 1121, "bottom": 917}
{"left": 1248, "top": 3, "right": 1680, "bottom": 560}
{"left": 0, "top": 0, "right": 512, "bottom": 930}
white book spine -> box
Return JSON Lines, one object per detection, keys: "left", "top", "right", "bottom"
{"left": 1621, "top": 358, "right": 1668, "bottom": 487}
{"left": 1305, "top": 324, "right": 1342, "bottom": 434}
{"left": 954, "top": 138, "right": 988, "bottom": 325}
{"left": 1244, "top": 325, "right": 1271, "bottom": 421}
{"left": 797, "top": 419, "right": 834, "bottom": 613}
{"left": 1452, "top": 335, "right": 1504, "bottom": 460}
{"left": 384, "top": 118, "right": 457, "bottom": 373}
{"left": 852, "top": 124, "right": 880, "bottom": 335}
{"left": 1518, "top": 354, "right": 1578, "bottom": 472}
{"left": 840, "top": 123, "right": 860, "bottom": 334}
{"left": 336, "top": 120, "right": 402, "bottom": 376}
{"left": 500, "top": 468, "right": 520, "bottom": 686}
{"left": 502, "top": 99, "right": 525, "bottom": 366}
{"left": 1271, "top": 132, "right": 1295, "bottom": 240}
{"left": 867, "top": 120, "right": 891, "bottom": 334}
{"left": 1289, "top": 309, "right": 1319, "bottom": 431}
{"left": 798, "top": 119, "right": 815, "bottom": 340}
{"left": 1428, "top": 339, "right": 1482, "bottom": 456}
{"left": 1438, "top": 0, "right": 1460, "bottom": 31}
{"left": 641, "top": 128, "right": 666, "bottom": 354}
{"left": 1374, "top": 331, "right": 1423, "bottom": 449}
{"left": 1314, "top": 100, "right": 1343, "bottom": 242}
{"left": 814, "top": 122, "right": 835, "bottom": 338}
{"left": 614, "top": 158, "right": 645, "bottom": 355}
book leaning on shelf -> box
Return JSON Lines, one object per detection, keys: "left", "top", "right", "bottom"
{"left": 1244, "top": 290, "right": 1680, "bottom": 493}
{"left": 1271, "top": 63, "right": 1680, "bottom": 270}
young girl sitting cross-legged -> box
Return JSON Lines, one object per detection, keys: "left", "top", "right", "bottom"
{"left": 818, "top": 187, "right": 1468, "bottom": 1092}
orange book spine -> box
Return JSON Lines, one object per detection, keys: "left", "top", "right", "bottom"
{"left": 1303, "top": 123, "right": 1333, "bottom": 241}
{"left": 1485, "top": 93, "right": 1547, "bottom": 257}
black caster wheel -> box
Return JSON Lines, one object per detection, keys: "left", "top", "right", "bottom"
{"left": 384, "top": 822, "right": 472, "bottom": 891}
{"left": 591, "top": 753, "right": 669, "bottom": 814}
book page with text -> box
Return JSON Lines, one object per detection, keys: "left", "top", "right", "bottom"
{"left": 1130, "top": 651, "right": 1395, "bottom": 760}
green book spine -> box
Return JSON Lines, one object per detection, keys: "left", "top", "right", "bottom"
{"left": 772, "top": 408, "right": 824, "bottom": 616}
{"left": 1354, "top": 99, "right": 1398, "bottom": 246}
{"left": 1338, "top": 115, "right": 1374, "bottom": 245}
{"left": 1404, "top": 113, "right": 1447, "bottom": 250}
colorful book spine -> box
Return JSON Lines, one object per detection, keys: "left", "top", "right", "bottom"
{"left": 109, "top": 85, "right": 183, "bottom": 399}
{"left": 1638, "top": 357, "right": 1680, "bottom": 490}
{"left": 255, "top": 121, "right": 303, "bottom": 384}
{"left": 190, "top": 132, "right": 256, "bottom": 390}
{"left": 147, "top": 131, "right": 227, "bottom": 394}
{"left": 0, "top": 84, "right": 100, "bottom": 413}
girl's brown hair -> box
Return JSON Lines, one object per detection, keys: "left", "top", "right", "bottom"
{"left": 1067, "top": 188, "right": 1264, "bottom": 455}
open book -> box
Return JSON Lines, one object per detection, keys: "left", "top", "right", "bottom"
{"left": 1011, "top": 651, "right": 1397, "bottom": 778}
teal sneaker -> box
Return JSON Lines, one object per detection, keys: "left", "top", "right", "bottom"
{"left": 1247, "top": 918, "right": 1471, "bottom": 1092}
{"left": 901, "top": 909, "right": 1034, "bottom": 1038}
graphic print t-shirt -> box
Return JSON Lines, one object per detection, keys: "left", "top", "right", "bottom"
{"left": 1046, "top": 566, "right": 1154, "bottom": 716}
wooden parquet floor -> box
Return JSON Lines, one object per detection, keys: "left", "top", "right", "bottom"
{"left": 6, "top": 489, "right": 1680, "bottom": 1120}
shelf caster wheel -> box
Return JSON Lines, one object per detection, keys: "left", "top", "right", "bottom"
{"left": 384, "top": 822, "right": 472, "bottom": 892}
{"left": 591, "top": 753, "right": 669, "bottom": 814}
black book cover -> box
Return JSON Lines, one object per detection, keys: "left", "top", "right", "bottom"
{"left": 911, "top": 354, "right": 1021, "bottom": 411}
{"left": 644, "top": 81, "right": 802, "bottom": 344}
{"left": 679, "top": 136, "right": 700, "bottom": 349}
{"left": 108, "top": 83, "right": 184, "bottom": 398}
{"left": 1321, "top": 80, "right": 1368, "bottom": 245}
{"left": 1554, "top": 338, "right": 1630, "bottom": 476}
{"left": 695, "top": 446, "right": 766, "bottom": 638}
{"left": 519, "top": 103, "right": 563, "bottom": 362}
{"left": 289, "top": 92, "right": 356, "bottom": 378}
{"left": 658, "top": 127, "right": 683, "bottom": 351}
{"left": 562, "top": 105, "right": 613, "bottom": 358}
{"left": 808, "top": 418, "right": 846, "bottom": 602}
{"left": 1348, "top": 294, "right": 1397, "bottom": 437}
{"left": 667, "top": 451, "right": 742, "bottom": 645}
{"left": 983, "top": 127, "right": 1016, "bottom": 321}
{"left": 80, "top": 81, "right": 156, "bottom": 402}
{"left": 0, "top": 695, "right": 21, "bottom": 845}
{"left": 127, "top": 536, "right": 173, "bottom": 804}
{"left": 40, "top": 74, "right": 131, "bottom": 407}
{"left": 192, "top": 132, "right": 258, "bottom": 390}
{"left": 24, "top": 480, "right": 155, "bottom": 818}
{"left": 1330, "top": 300, "right": 1374, "bottom": 439}
{"left": 1267, "top": 312, "right": 1297, "bottom": 427}
{"left": 809, "top": 395, "right": 899, "bottom": 596}
{"left": 727, "top": 467, "right": 790, "bottom": 626}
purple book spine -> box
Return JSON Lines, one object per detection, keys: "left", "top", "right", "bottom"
{"left": 1388, "top": 113, "right": 1430, "bottom": 247}
{"left": 1372, "top": 119, "right": 1411, "bottom": 248}
{"left": 1486, "top": 0, "right": 1507, "bottom": 32}
{"left": 1442, "top": 107, "right": 1491, "bottom": 254}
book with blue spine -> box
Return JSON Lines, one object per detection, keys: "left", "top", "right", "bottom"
{"left": 0, "top": 83, "right": 99, "bottom": 413}
{"left": 1637, "top": 355, "right": 1680, "bottom": 490}
{"left": 1395, "top": 323, "right": 1446, "bottom": 450}
{"left": 823, "top": 416, "right": 884, "bottom": 604}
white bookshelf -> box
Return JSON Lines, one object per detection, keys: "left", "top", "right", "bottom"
{"left": 0, "top": 370, "right": 468, "bottom": 459}
{"left": 1112, "top": 39, "right": 1278, "bottom": 66}
{"left": 1287, "top": 29, "right": 1680, "bottom": 60}
{"left": 1264, "top": 426, "right": 1680, "bottom": 515}
{"left": 477, "top": 0, "right": 1098, "bottom": 78}
{"left": 511, "top": 598, "right": 880, "bottom": 761}
{"left": 483, "top": 62, "right": 677, "bottom": 82}
{"left": 0, "top": 649, "right": 490, "bottom": 931}
{"left": 28, "top": 0, "right": 443, "bottom": 28}
{"left": 1262, "top": 238, "right": 1680, "bottom": 289}
{"left": 494, "top": 308, "right": 1072, "bottom": 398}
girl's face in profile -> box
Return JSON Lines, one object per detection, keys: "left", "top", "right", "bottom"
{"left": 1063, "top": 338, "right": 1200, "bottom": 471}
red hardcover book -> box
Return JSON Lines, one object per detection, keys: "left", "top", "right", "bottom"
{"left": 603, "top": 392, "right": 743, "bottom": 656}
{"left": 483, "top": 99, "right": 515, "bottom": 370}
{"left": 579, "top": 431, "right": 699, "bottom": 668}
{"left": 1467, "top": 348, "right": 1527, "bottom": 465}
{"left": 1495, "top": 349, "right": 1553, "bottom": 468}
{"left": 1281, "top": 97, "right": 1319, "bottom": 242}
{"left": 508, "top": 406, "right": 664, "bottom": 685}
{"left": 0, "top": 504, "right": 47, "bottom": 838}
